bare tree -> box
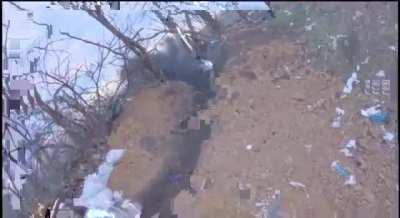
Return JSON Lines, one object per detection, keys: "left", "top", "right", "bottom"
{"left": 81, "top": 3, "right": 166, "bottom": 82}
{"left": 151, "top": 3, "right": 195, "bottom": 55}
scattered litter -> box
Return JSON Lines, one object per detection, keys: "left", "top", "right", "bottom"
{"left": 361, "top": 56, "right": 370, "bottom": 64}
{"left": 331, "top": 107, "right": 345, "bottom": 128}
{"left": 376, "top": 70, "right": 385, "bottom": 77}
{"left": 389, "top": 46, "right": 396, "bottom": 51}
{"left": 331, "top": 117, "right": 341, "bottom": 128}
{"left": 329, "top": 34, "right": 346, "bottom": 50}
{"left": 289, "top": 181, "right": 306, "bottom": 188}
{"left": 335, "top": 107, "right": 345, "bottom": 116}
{"left": 267, "top": 190, "right": 282, "bottom": 218}
{"left": 369, "top": 111, "right": 390, "bottom": 124}
{"left": 289, "top": 180, "right": 310, "bottom": 199}
{"left": 383, "top": 132, "right": 394, "bottom": 141}
{"left": 305, "top": 22, "right": 316, "bottom": 31}
{"left": 307, "top": 98, "right": 327, "bottom": 111}
{"left": 331, "top": 160, "right": 356, "bottom": 186}
{"left": 345, "top": 139, "right": 357, "bottom": 149}
{"left": 246, "top": 144, "right": 253, "bottom": 150}
{"left": 339, "top": 148, "right": 353, "bottom": 157}
{"left": 356, "top": 65, "right": 360, "bottom": 71}
{"left": 289, "top": 22, "right": 294, "bottom": 27}
{"left": 199, "top": 59, "right": 214, "bottom": 72}
{"left": 342, "top": 72, "right": 360, "bottom": 94}
{"left": 360, "top": 105, "right": 389, "bottom": 124}
{"left": 345, "top": 175, "right": 356, "bottom": 186}
{"left": 360, "top": 104, "right": 381, "bottom": 117}
{"left": 283, "top": 10, "right": 292, "bottom": 16}
{"left": 339, "top": 139, "right": 357, "bottom": 157}
{"left": 238, "top": 182, "right": 251, "bottom": 200}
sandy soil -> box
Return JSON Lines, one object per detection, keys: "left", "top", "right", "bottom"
{"left": 175, "top": 39, "right": 397, "bottom": 218}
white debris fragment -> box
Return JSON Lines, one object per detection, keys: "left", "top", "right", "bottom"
{"left": 342, "top": 72, "right": 360, "bottom": 94}
{"left": 283, "top": 10, "right": 292, "bottom": 16}
{"left": 344, "top": 175, "right": 356, "bottom": 186}
{"left": 376, "top": 70, "right": 385, "bottom": 77}
{"left": 305, "top": 22, "right": 316, "bottom": 31}
{"left": 340, "top": 148, "right": 353, "bottom": 157}
{"left": 356, "top": 65, "right": 360, "bottom": 71}
{"left": 389, "top": 46, "right": 396, "bottom": 51}
{"left": 200, "top": 59, "right": 214, "bottom": 72}
{"left": 246, "top": 144, "right": 253, "bottom": 150}
{"left": 336, "top": 107, "right": 345, "bottom": 116}
{"left": 345, "top": 139, "right": 357, "bottom": 149}
{"left": 329, "top": 34, "right": 346, "bottom": 50}
{"left": 339, "top": 139, "right": 356, "bottom": 157}
{"left": 383, "top": 132, "right": 394, "bottom": 141}
{"left": 289, "top": 181, "right": 306, "bottom": 188}
{"left": 289, "top": 22, "right": 294, "bottom": 26}
{"left": 361, "top": 56, "right": 370, "bottom": 64}
{"left": 360, "top": 104, "right": 381, "bottom": 117}
{"left": 331, "top": 107, "right": 345, "bottom": 128}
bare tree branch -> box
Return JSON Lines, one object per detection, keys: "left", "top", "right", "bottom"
{"left": 8, "top": 1, "right": 28, "bottom": 11}
{"left": 83, "top": 4, "right": 165, "bottom": 82}
{"left": 137, "top": 29, "right": 168, "bottom": 43}
{"left": 59, "top": 31, "right": 125, "bottom": 57}
{"left": 151, "top": 8, "right": 194, "bottom": 54}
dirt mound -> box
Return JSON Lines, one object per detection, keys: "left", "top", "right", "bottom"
{"left": 107, "top": 81, "right": 194, "bottom": 201}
